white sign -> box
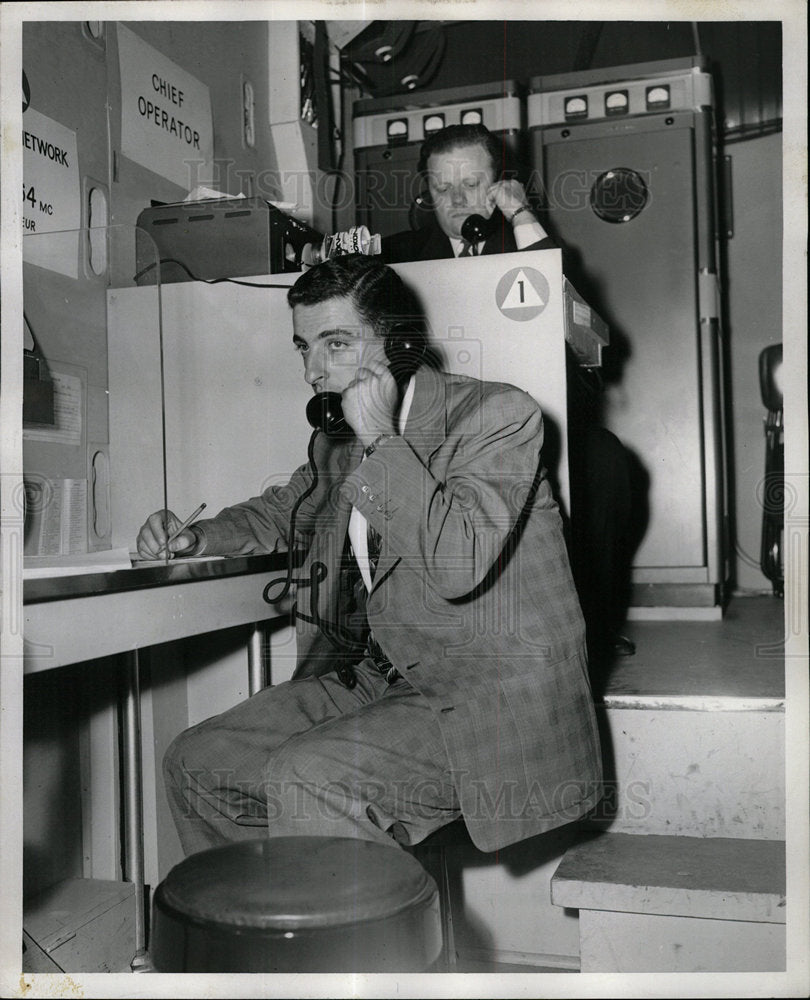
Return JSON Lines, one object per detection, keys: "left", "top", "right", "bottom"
{"left": 117, "top": 23, "right": 214, "bottom": 191}
{"left": 22, "top": 108, "right": 80, "bottom": 278}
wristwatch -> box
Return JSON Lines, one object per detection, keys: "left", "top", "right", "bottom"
{"left": 506, "top": 203, "right": 534, "bottom": 224}
{"left": 364, "top": 433, "right": 396, "bottom": 458}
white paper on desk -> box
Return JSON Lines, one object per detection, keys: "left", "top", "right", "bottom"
{"left": 24, "top": 547, "right": 133, "bottom": 578}
{"left": 129, "top": 554, "right": 225, "bottom": 565}
{"left": 185, "top": 186, "right": 244, "bottom": 202}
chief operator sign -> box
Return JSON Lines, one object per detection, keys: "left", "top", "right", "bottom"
{"left": 117, "top": 23, "right": 214, "bottom": 190}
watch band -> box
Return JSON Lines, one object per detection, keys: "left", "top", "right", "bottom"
{"left": 364, "top": 433, "right": 396, "bottom": 458}
{"left": 506, "top": 203, "right": 534, "bottom": 224}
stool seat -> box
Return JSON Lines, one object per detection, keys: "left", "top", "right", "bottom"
{"left": 409, "top": 818, "right": 477, "bottom": 970}
{"left": 151, "top": 836, "right": 442, "bottom": 972}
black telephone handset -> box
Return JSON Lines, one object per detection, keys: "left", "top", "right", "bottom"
{"left": 460, "top": 213, "right": 497, "bottom": 244}
{"left": 306, "top": 332, "right": 426, "bottom": 436}
{"left": 306, "top": 391, "right": 352, "bottom": 437}
{"left": 409, "top": 193, "right": 500, "bottom": 242}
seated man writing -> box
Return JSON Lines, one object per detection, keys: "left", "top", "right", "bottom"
{"left": 137, "top": 254, "right": 602, "bottom": 858}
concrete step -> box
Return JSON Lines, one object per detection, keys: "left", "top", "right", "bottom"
{"left": 438, "top": 598, "right": 787, "bottom": 973}
{"left": 590, "top": 699, "right": 785, "bottom": 839}
{"left": 590, "top": 596, "right": 785, "bottom": 840}
{"left": 551, "top": 832, "right": 786, "bottom": 973}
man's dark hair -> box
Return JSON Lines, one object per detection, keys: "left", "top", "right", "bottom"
{"left": 288, "top": 254, "right": 428, "bottom": 353}
{"left": 417, "top": 123, "right": 503, "bottom": 179}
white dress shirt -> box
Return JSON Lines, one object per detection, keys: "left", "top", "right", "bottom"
{"left": 348, "top": 374, "right": 416, "bottom": 590}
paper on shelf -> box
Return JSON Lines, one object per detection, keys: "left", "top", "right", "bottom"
{"left": 23, "top": 477, "right": 87, "bottom": 556}
{"left": 24, "top": 548, "right": 133, "bottom": 578}
{"left": 185, "top": 186, "right": 245, "bottom": 202}
{"left": 129, "top": 554, "right": 225, "bottom": 565}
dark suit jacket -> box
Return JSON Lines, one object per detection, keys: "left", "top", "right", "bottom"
{"left": 380, "top": 211, "right": 556, "bottom": 264}
{"left": 193, "top": 366, "right": 602, "bottom": 852}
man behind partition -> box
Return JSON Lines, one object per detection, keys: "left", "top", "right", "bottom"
{"left": 380, "top": 122, "right": 555, "bottom": 263}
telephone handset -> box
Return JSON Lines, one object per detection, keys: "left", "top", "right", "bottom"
{"left": 306, "top": 331, "right": 426, "bottom": 436}
{"left": 460, "top": 213, "right": 496, "bottom": 244}
{"left": 409, "top": 188, "right": 500, "bottom": 241}
{"left": 306, "top": 391, "right": 352, "bottom": 437}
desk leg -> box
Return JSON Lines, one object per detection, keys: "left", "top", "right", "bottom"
{"left": 247, "top": 623, "right": 269, "bottom": 694}
{"left": 121, "top": 650, "right": 149, "bottom": 970}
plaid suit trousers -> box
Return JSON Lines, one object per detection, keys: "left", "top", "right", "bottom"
{"left": 163, "top": 660, "right": 461, "bottom": 857}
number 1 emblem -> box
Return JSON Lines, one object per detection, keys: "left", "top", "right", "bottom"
{"left": 495, "top": 267, "right": 550, "bottom": 322}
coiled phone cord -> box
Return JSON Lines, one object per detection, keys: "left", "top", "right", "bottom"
{"left": 261, "top": 430, "right": 359, "bottom": 688}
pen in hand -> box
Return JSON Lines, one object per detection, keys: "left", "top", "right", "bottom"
{"left": 159, "top": 503, "right": 207, "bottom": 558}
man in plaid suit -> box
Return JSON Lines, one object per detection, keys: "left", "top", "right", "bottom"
{"left": 137, "top": 255, "right": 602, "bottom": 857}
{"left": 381, "top": 123, "right": 637, "bottom": 683}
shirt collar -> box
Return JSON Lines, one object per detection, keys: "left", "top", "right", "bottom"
{"left": 398, "top": 374, "right": 416, "bottom": 433}
{"left": 449, "top": 236, "right": 482, "bottom": 257}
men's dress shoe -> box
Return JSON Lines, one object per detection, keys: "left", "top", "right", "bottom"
{"left": 612, "top": 634, "right": 636, "bottom": 657}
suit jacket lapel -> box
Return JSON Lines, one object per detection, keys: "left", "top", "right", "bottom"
{"left": 420, "top": 226, "right": 455, "bottom": 261}
{"left": 312, "top": 435, "right": 362, "bottom": 607}
{"left": 369, "top": 368, "right": 449, "bottom": 592}
{"left": 401, "top": 365, "right": 449, "bottom": 461}
{"left": 329, "top": 435, "right": 364, "bottom": 530}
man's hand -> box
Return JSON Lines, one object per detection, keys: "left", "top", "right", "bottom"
{"left": 136, "top": 509, "right": 197, "bottom": 560}
{"left": 487, "top": 178, "right": 535, "bottom": 223}
{"left": 341, "top": 359, "right": 400, "bottom": 448}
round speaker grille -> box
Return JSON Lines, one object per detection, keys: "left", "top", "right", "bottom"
{"left": 590, "top": 167, "right": 649, "bottom": 223}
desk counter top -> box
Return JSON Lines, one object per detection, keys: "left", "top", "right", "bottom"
{"left": 24, "top": 553, "right": 292, "bottom": 605}
{"left": 23, "top": 554, "right": 296, "bottom": 674}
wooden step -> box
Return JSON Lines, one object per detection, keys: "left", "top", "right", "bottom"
{"left": 433, "top": 599, "right": 787, "bottom": 973}
{"left": 551, "top": 832, "right": 786, "bottom": 972}
{"left": 590, "top": 702, "right": 785, "bottom": 839}
{"left": 604, "top": 596, "right": 785, "bottom": 705}
{"left": 590, "top": 595, "right": 786, "bottom": 840}
{"left": 552, "top": 832, "right": 785, "bottom": 920}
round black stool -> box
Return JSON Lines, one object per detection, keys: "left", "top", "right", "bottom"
{"left": 151, "top": 836, "right": 442, "bottom": 973}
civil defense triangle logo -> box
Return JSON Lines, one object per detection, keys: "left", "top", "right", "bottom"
{"left": 495, "top": 267, "right": 550, "bottom": 322}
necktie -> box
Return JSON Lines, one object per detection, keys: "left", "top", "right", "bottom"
{"left": 367, "top": 524, "right": 382, "bottom": 578}
{"left": 459, "top": 240, "right": 475, "bottom": 257}
{"left": 362, "top": 525, "right": 399, "bottom": 682}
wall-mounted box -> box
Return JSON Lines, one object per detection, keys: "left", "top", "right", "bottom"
{"left": 135, "top": 197, "right": 322, "bottom": 284}
{"left": 23, "top": 351, "right": 55, "bottom": 425}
